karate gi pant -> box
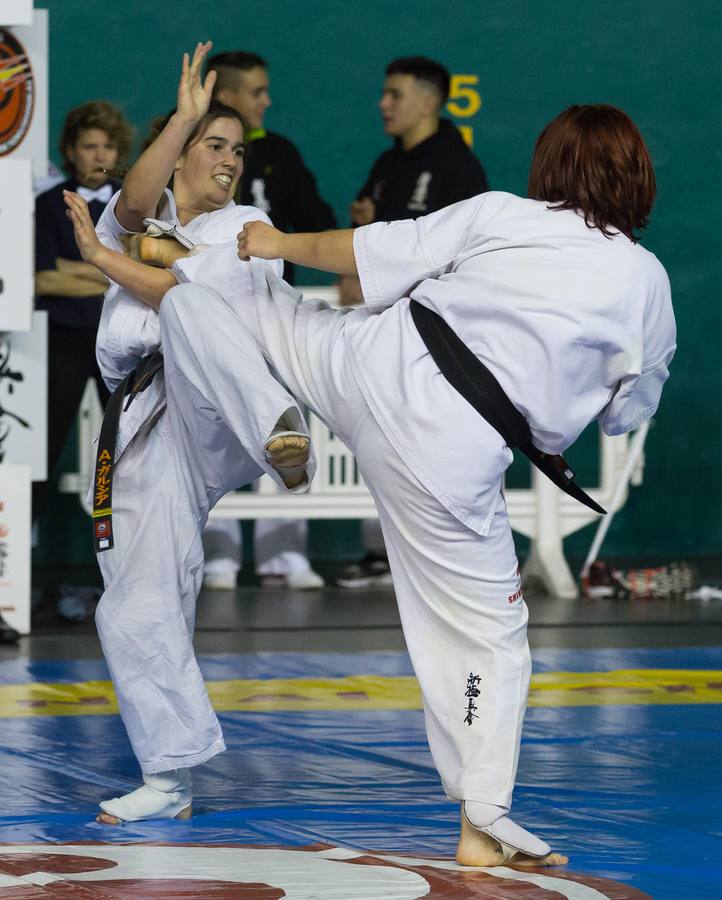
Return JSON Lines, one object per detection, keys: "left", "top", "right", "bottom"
{"left": 95, "top": 314, "right": 311, "bottom": 775}
{"left": 159, "top": 280, "right": 531, "bottom": 809}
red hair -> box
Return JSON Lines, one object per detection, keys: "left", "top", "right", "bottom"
{"left": 528, "top": 105, "right": 656, "bottom": 242}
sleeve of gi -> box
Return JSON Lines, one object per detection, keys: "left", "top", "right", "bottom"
{"left": 353, "top": 193, "right": 487, "bottom": 309}
{"left": 95, "top": 189, "right": 135, "bottom": 252}
{"left": 94, "top": 190, "right": 171, "bottom": 390}
{"left": 598, "top": 264, "right": 676, "bottom": 435}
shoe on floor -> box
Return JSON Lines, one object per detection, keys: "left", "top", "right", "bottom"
{"left": 202, "top": 571, "right": 237, "bottom": 591}
{"left": 260, "top": 569, "right": 325, "bottom": 590}
{"left": 334, "top": 552, "right": 393, "bottom": 589}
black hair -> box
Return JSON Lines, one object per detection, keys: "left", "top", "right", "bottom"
{"left": 385, "top": 56, "right": 450, "bottom": 104}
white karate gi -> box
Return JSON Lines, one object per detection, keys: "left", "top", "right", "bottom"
{"left": 93, "top": 191, "right": 313, "bottom": 773}
{"left": 160, "top": 191, "right": 675, "bottom": 806}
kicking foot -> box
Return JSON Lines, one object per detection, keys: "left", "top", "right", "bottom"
{"left": 456, "top": 804, "right": 568, "bottom": 868}
{"left": 264, "top": 431, "right": 310, "bottom": 490}
{"left": 96, "top": 769, "right": 192, "bottom": 825}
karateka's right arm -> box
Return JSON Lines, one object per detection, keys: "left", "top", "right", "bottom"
{"left": 65, "top": 190, "right": 177, "bottom": 309}
{"left": 115, "top": 42, "right": 217, "bottom": 232}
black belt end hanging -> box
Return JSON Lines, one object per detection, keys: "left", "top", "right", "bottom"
{"left": 409, "top": 300, "right": 606, "bottom": 516}
{"left": 92, "top": 350, "right": 164, "bottom": 554}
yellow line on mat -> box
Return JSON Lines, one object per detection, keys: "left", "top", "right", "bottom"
{"left": 0, "top": 670, "right": 720, "bottom": 718}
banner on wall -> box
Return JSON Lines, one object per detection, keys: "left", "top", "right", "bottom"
{"left": 0, "top": 157, "right": 33, "bottom": 330}
{"left": 0, "top": 311, "right": 47, "bottom": 480}
{"left": 0, "top": 462, "right": 31, "bottom": 635}
{"left": 0, "top": 1, "right": 32, "bottom": 26}
{"left": 0, "top": 8, "right": 47, "bottom": 178}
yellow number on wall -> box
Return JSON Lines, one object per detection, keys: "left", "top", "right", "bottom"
{"left": 447, "top": 74, "right": 482, "bottom": 118}
{"left": 458, "top": 125, "right": 474, "bottom": 147}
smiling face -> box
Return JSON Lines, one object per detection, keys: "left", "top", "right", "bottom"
{"left": 66, "top": 127, "right": 118, "bottom": 188}
{"left": 216, "top": 66, "right": 271, "bottom": 131}
{"left": 173, "top": 116, "right": 245, "bottom": 213}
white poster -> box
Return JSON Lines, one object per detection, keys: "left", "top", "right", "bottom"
{"left": 0, "top": 156, "right": 33, "bottom": 330}
{"left": 0, "top": 463, "right": 30, "bottom": 634}
{"left": 0, "top": 311, "right": 47, "bottom": 479}
{"left": 0, "top": 1, "right": 32, "bottom": 26}
{"left": 0, "top": 9, "right": 48, "bottom": 178}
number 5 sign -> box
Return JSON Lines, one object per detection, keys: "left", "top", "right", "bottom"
{"left": 447, "top": 74, "right": 482, "bottom": 147}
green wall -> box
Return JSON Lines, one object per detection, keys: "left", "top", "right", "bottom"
{"left": 33, "top": 1, "right": 721, "bottom": 563}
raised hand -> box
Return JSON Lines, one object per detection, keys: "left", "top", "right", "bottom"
{"left": 237, "top": 220, "right": 284, "bottom": 261}
{"left": 64, "top": 191, "right": 105, "bottom": 265}
{"left": 176, "top": 41, "right": 217, "bottom": 125}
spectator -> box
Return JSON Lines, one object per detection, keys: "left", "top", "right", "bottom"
{"left": 336, "top": 56, "right": 489, "bottom": 589}
{"left": 199, "top": 50, "right": 335, "bottom": 591}
{"left": 34, "top": 101, "right": 133, "bottom": 618}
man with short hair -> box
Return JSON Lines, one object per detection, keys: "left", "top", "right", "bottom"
{"left": 337, "top": 56, "right": 490, "bottom": 587}
{"left": 350, "top": 56, "right": 489, "bottom": 228}
{"left": 207, "top": 51, "right": 336, "bottom": 257}
{"left": 202, "top": 51, "right": 335, "bottom": 591}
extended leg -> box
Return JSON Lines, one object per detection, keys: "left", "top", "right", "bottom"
{"left": 350, "top": 414, "right": 567, "bottom": 867}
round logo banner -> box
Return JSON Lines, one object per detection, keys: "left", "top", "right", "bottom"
{"left": 0, "top": 29, "right": 34, "bottom": 157}
{"left": 0, "top": 843, "right": 651, "bottom": 898}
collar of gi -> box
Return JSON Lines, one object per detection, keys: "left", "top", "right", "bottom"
{"left": 248, "top": 128, "right": 267, "bottom": 142}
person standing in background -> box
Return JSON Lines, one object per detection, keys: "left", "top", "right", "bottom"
{"left": 336, "top": 56, "right": 489, "bottom": 589}
{"left": 34, "top": 101, "right": 133, "bottom": 618}
{"left": 199, "top": 50, "right": 335, "bottom": 591}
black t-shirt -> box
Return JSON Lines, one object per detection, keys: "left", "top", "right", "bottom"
{"left": 35, "top": 177, "right": 120, "bottom": 330}
{"left": 356, "top": 119, "right": 489, "bottom": 222}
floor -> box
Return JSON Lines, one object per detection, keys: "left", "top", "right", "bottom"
{"left": 1, "top": 572, "right": 721, "bottom": 898}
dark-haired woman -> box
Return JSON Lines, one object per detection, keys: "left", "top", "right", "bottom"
{"left": 170, "top": 103, "right": 673, "bottom": 866}
{"left": 64, "top": 42, "right": 312, "bottom": 825}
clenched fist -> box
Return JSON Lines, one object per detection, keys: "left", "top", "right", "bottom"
{"left": 237, "top": 220, "right": 284, "bottom": 261}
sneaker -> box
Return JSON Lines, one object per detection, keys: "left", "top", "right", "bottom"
{"left": 259, "top": 569, "right": 325, "bottom": 590}
{"left": 202, "top": 571, "right": 237, "bottom": 591}
{"left": 335, "top": 553, "right": 393, "bottom": 589}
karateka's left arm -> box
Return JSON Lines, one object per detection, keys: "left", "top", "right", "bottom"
{"left": 237, "top": 221, "right": 357, "bottom": 276}
{"left": 65, "top": 190, "right": 177, "bottom": 309}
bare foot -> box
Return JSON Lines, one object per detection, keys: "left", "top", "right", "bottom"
{"left": 95, "top": 804, "right": 192, "bottom": 826}
{"left": 96, "top": 811, "right": 122, "bottom": 826}
{"left": 455, "top": 808, "right": 568, "bottom": 868}
{"left": 265, "top": 433, "right": 310, "bottom": 489}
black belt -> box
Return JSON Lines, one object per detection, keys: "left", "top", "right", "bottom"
{"left": 409, "top": 301, "right": 606, "bottom": 515}
{"left": 92, "top": 350, "right": 164, "bottom": 553}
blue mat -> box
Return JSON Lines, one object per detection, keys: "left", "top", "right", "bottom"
{"left": 0, "top": 647, "right": 720, "bottom": 898}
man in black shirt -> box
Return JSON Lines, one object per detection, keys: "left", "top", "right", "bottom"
{"left": 336, "top": 56, "right": 489, "bottom": 587}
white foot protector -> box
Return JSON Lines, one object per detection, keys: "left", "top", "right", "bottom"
{"left": 463, "top": 801, "right": 551, "bottom": 861}
{"left": 99, "top": 769, "right": 192, "bottom": 823}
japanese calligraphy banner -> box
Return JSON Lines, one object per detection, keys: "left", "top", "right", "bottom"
{"left": 0, "top": 312, "right": 47, "bottom": 479}
{"left": 0, "top": 462, "right": 30, "bottom": 634}
{"left": 0, "top": 1, "right": 33, "bottom": 26}
{"left": 0, "top": 158, "right": 33, "bottom": 330}
{"left": 0, "top": 9, "right": 48, "bottom": 178}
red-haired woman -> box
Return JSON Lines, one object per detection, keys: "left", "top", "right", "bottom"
{"left": 161, "top": 104, "right": 673, "bottom": 866}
